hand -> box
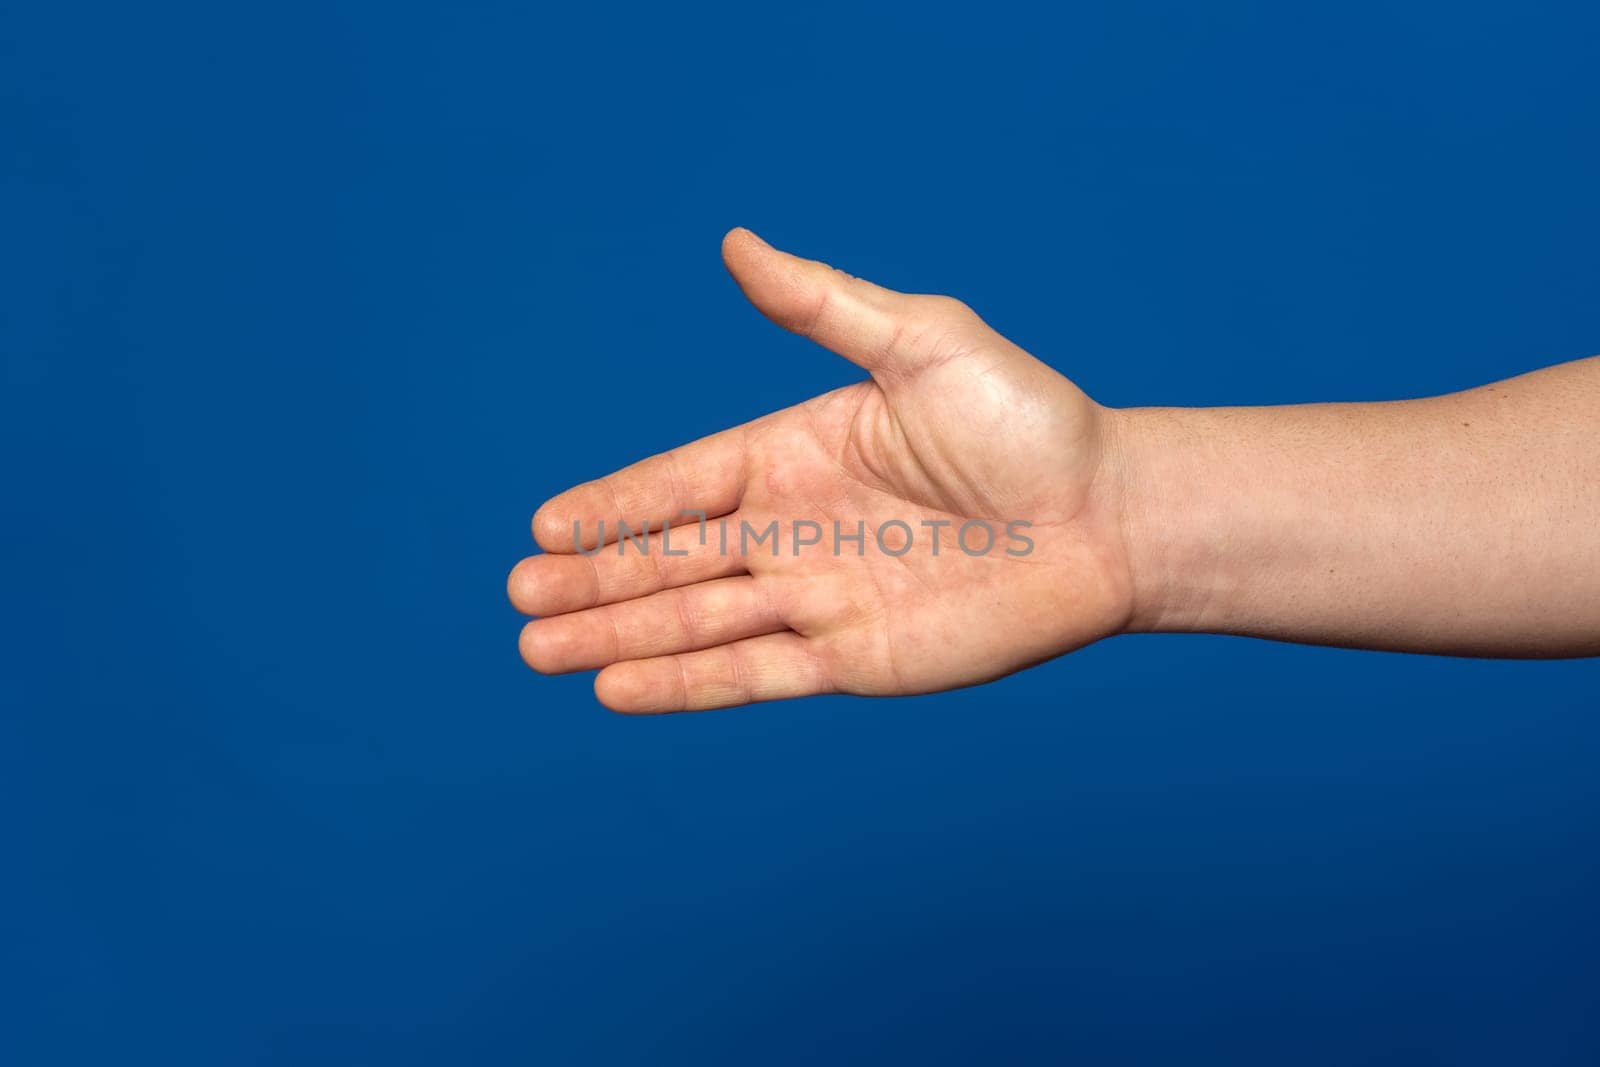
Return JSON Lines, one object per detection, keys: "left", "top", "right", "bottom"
{"left": 508, "top": 228, "right": 1135, "bottom": 712}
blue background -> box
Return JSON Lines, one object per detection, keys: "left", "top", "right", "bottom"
{"left": 4, "top": 1, "right": 1598, "bottom": 1062}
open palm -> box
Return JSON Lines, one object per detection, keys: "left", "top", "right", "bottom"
{"left": 509, "top": 229, "right": 1134, "bottom": 712}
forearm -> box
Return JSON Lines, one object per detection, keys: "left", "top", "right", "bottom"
{"left": 1108, "top": 356, "right": 1600, "bottom": 657}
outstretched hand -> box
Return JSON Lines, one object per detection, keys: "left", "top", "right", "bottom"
{"left": 509, "top": 229, "right": 1134, "bottom": 712}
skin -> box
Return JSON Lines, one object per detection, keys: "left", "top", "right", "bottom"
{"left": 508, "top": 229, "right": 1600, "bottom": 713}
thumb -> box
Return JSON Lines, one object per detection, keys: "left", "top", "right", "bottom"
{"left": 721, "top": 227, "right": 941, "bottom": 376}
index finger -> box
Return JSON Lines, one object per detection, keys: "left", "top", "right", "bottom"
{"left": 532, "top": 422, "right": 749, "bottom": 553}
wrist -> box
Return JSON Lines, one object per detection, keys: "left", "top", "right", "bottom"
{"left": 1099, "top": 404, "right": 1229, "bottom": 636}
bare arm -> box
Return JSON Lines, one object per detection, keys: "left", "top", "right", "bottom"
{"left": 1111, "top": 357, "right": 1600, "bottom": 657}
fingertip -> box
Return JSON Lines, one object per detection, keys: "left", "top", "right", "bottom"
{"left": 594, "top": 664, "right": 656, "bottom": 714}
{"left": 720, "top": 227, "right": 817, "bottom": 336}
{"left": 531, "top": 500, "right": 571, "bottom": 552}
{"left": 507, "top": 557, "right": 534, "bottom": 611}
{"left": 518, "top": 620, "right": 545, "bottom": 672}
{"left": 717, "top": 230, "right": 907, "bottom": 372}
{"left": 507, "top": 555, "right": 565, "bottom": 617}
{"left": 520, "top": 618, "right": 585, "bottom": 675}
{"left": 720, "top": 226, "right": 773, "bottom": 279}
{"left": 722, "top": 226, "right": 767, "bottom": 254}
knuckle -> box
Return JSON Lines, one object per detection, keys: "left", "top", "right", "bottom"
{"left": 672, "top": 587, "right": 702, "bottom": 642}
{"left": 725, "top": 644, "right": 754, "bottom": 703}
{"left": 799, "top": 284, "right": 834, "bottom": 340}
{"left": 646, "top": 541, "right": 673, "bottom": 590}
{"left": 577, "top": 554, "right": 603, "bottom": 609}
{"left": 921, "top": 293, "right": 974, "bottom": 321}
